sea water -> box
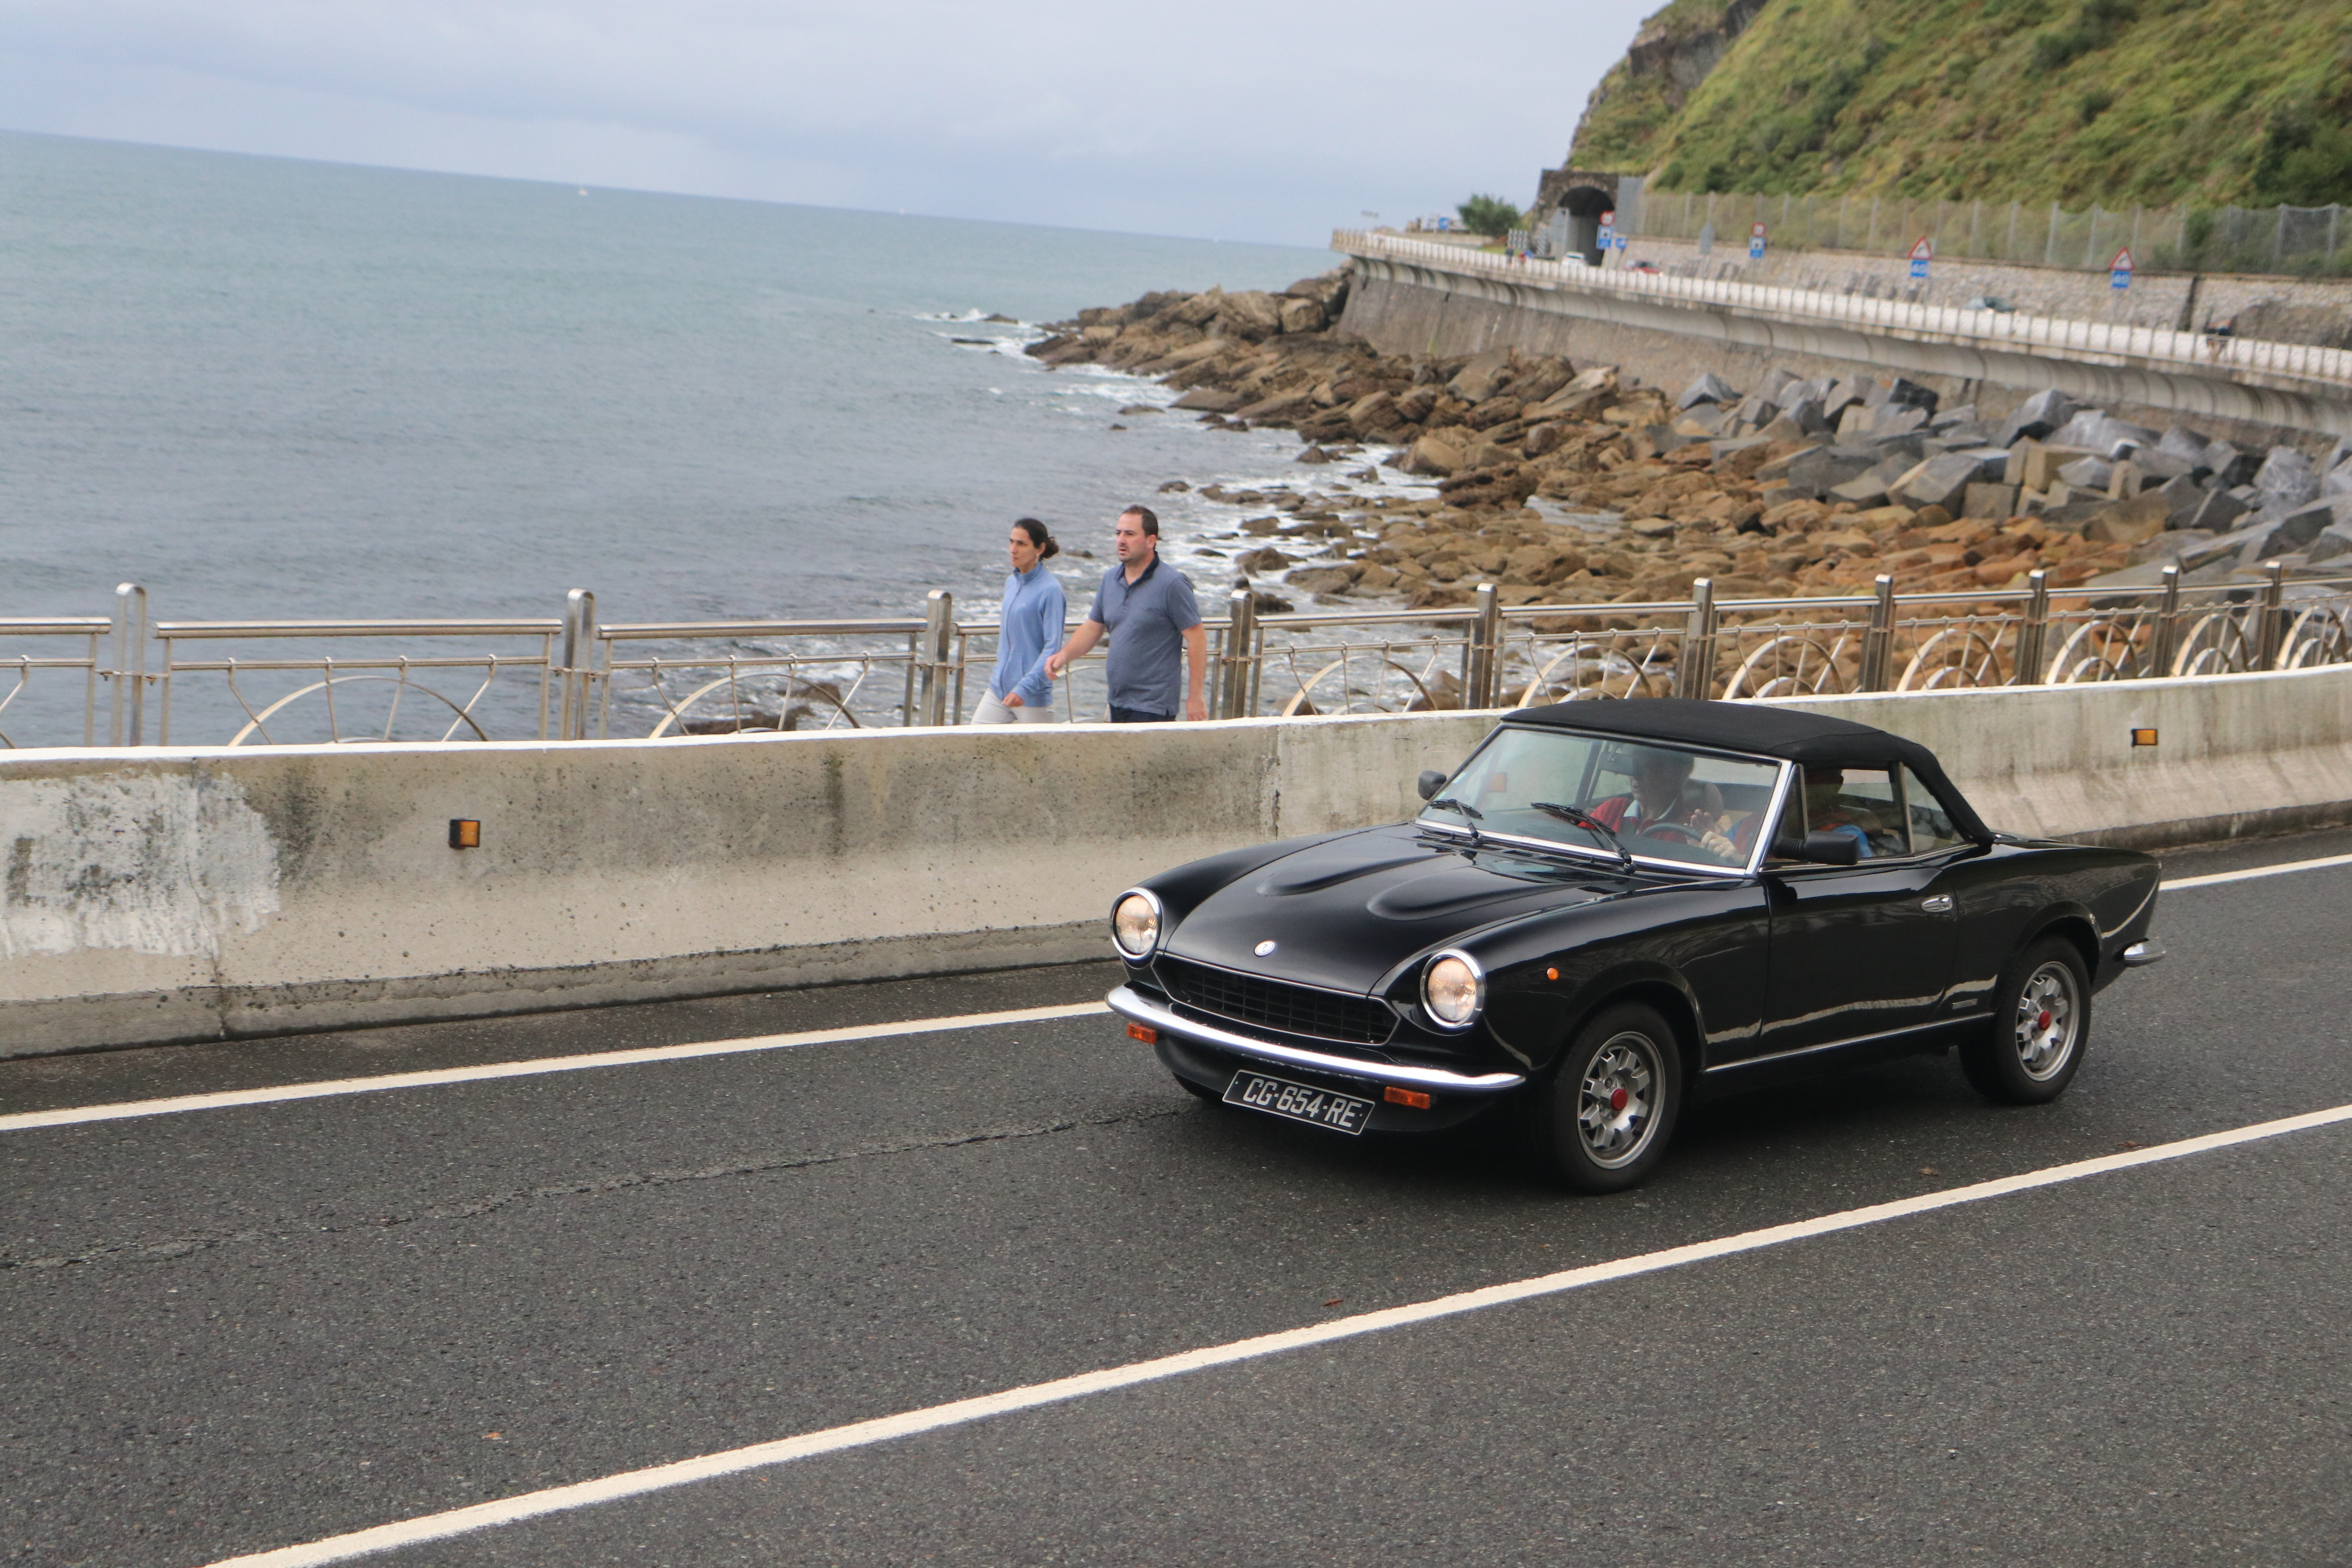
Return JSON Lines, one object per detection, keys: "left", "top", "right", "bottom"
{"left": 0, "top": 131, "right": 1397, "bottom": 742}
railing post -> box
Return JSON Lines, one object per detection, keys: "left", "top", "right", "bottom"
{"left": 1676, "top": 579, "right": 1717, "bottom": 700}
{"left": 916, "top": 589, "right": 955, "bottom": 725}
{"left": 109, "top": 583, "right": 147, "bottom": 746}
{"left": 559, "top": 588, "right": 596, "bottom": 740}
{"left": 1858, "top": 575, "right": 1896, "bottom": 691}
{"left": 1466, "top": 583, "right": 1503, "bottom": 708}
{"left": 2256, "top": 561, "right": 2287, "bottom": 670}
{"left": 2016, "top": 570, "right": 2051, "bottom": 684}
{"left": 2150, "top": 564, "right": 2182, "bottom": 677}
{"left": 1219, "top": 588, "right": 1257, "bottom": 720}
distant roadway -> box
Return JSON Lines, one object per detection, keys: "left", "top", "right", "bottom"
{"left": 6, "top": 830, "right": 2351, "bottom": 1567}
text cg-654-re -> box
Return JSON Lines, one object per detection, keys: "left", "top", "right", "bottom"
{"left": 1104, "top": 699, "right": 2163, "bottom": 1192}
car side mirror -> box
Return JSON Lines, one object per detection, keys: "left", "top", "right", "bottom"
{"left": 1795, "top": 830, "right": 1861, "bottom": 866}
{"left": 1416, "top": 769, "right": 1446, "bottom": 802}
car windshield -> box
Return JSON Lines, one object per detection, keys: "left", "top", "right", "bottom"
{"left": 1422, "top": 726, "right": 1782, "bottom": 870}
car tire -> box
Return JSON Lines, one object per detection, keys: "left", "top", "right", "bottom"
{"left": 1519, "top": 1002, "right": 1683, "bottom": 1193}
{"left": 1960, "top": 936, "right": 2091, "bottom": 1105}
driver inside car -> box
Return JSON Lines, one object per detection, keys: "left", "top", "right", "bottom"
{"left": 1590, "top": 749, "right": 1738, "bottom": 860}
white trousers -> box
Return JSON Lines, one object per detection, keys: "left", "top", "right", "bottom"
{"left": 972, "top": 691, "right": 1059, "bottom": 724}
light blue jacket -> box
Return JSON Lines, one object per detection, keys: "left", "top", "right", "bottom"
{"left": 989, "top": 564, "right": 1066, "bottom": 707}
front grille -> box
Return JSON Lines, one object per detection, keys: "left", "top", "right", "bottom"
{"left": 1157, "top": 957, "right": 1396, "bottom": 1046}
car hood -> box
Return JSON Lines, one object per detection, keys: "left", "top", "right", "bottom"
{"left": 1159, "top": 824, "right": 1620, "bottom": 994}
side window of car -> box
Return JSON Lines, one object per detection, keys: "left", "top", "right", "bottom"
{"left": 1902, "top": 767, "right": 1968, "bottom": 851}
{"left": 1762, "top": 790, "right": 1809, "bottom": 866}
{"left": 1788, "top": 765, "right": 1906, "bottom": 859}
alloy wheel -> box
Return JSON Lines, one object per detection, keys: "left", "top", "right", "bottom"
{"left": 2013, "top": 960, "right": 2080, "bottom": 1080}
{"left": 1577, "top": 1033, "right": 1661, "bottom": 1168}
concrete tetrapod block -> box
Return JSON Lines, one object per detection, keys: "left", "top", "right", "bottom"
{"left": 2255, "top": 446, "right": 2321, "bottom": 507}
{"left": 1895, "top": 451, "right": 1991, "bottom": 510}
{"left": 1679, "top": 371, "right": 1738, "bottom": 408}
{"left": 1964, "top": 482, "right": 2021, "bottom": 519}
{"left": 1996, "top": 388, "right": 2078, "bottom": 448}
{"left": 2056, "top": 456, "right": 2114, "bottom": 493}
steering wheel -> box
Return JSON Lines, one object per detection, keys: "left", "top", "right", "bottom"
{"left": 1630, "top": 821, "right": 1702, "bottom": 845}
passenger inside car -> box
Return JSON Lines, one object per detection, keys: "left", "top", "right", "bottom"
{"left": 1588, "top": 749, "right": 1735, "bottom": 859}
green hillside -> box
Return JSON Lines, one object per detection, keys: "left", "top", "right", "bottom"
{"left": 1570, "top": 0, "right": 2352, "bottom": 207}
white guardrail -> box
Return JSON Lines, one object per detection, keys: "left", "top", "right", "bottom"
{"left": 1333, "top": 230, "right": 2352, "bottom": 394}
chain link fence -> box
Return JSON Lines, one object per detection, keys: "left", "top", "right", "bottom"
{"left": 1630, "top": 191, "right": 2352, "bottom": 276}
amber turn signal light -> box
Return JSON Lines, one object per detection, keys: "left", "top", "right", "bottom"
{"left": 1126, "top": 1022, "right": 1158, "bottom": 1044}
{"left": 2131, "top": 728, "right": 2158, "bottom": 746}
{"left": 1384, "top": 1085, "right": 1432, "bottom": 1109}
{"left": 448, "top": 818, "right": 481, "bottom": 849}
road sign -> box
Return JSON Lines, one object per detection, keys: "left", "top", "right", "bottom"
{"left": 1908, "top": 236, "right": 1933, "bottom": 279}
{"left": 1749, "top": 221, "right": 1767, "bottom": 260}
{"left": 1614, "top": 233, "right": 1628, "bottom": 251}
{"left": 2110, "top": 247, "right": 2135, "bottom": 290}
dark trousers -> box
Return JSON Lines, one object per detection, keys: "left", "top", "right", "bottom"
{"left": 1109, "top": 706, "right": 1174, "bottom": 724}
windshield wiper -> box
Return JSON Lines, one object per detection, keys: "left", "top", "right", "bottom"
{"left": 1424, "top": 796, "right": 1484, "bottom": 844}
{"left": 1530, "top": 802, "right": 1635, "bottom": 871}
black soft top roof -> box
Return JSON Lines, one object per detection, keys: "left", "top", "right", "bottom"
{"left": 1508, "top": 697, "right": 1990, "bottom": 840}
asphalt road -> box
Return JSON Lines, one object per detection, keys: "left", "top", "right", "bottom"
{"left": 6, "top": 828, "right": 2351, "bottom": 1568}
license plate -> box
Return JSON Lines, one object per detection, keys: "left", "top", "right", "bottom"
{"left": 1223, "top": 1071, "right": 1374, "bottom": 1135}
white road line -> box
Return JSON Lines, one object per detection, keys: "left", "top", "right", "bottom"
{"left": 205, "top": 1099, "right": 2352, "bottom": 1568}
{"left": 0, "top": 1003, "right": 1110, "bottom": 1135}
{"left": 2162, "top": 851, "right": 2352, "bottom": 891}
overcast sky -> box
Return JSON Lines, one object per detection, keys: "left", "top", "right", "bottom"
{"left": 0, "top": 1, "right": 1651, "bottom": 244}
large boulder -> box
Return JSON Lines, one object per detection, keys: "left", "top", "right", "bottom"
{"left": 1171, "top": 387, "right": 1241, "bottom": 413}
{"left": 2182, "top": 486, "right": 2250, "bottom": 533}
{"left": 1214, "top": 290, "right": 1285, "bottom": 340}
{"left": 1897, "top": 451, "right": 1998, "bottom": 510}
{"left": 1446, "top": 348, "right": 1516, "bottom": 404}
{"left": 1278, "top": 297, "right": 1327, "bottom": 334}
{"left": 1407, "top": 430, "right": 1468, "bottom": 475}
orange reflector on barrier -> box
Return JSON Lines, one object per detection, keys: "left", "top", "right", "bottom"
{"left": 1385, "top": 1085, "right": 1432, "bottom": 1109}
{"left": 2132, "top": 728, "right": 2159, "bottom": 746}
{"left": 1127, "top": 1023, "right": 1158, "bottom": 1044}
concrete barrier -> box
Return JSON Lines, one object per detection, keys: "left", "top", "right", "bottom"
{"left": 5, "top": 665, "right": 2350, "bottom": 1055}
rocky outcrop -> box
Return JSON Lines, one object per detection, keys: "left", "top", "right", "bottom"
{"left": 1029, "top": 267, "right": 2346, "bottom": 616}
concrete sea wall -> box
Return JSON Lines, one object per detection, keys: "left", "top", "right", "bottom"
{"left": 7, "top": 666, "right": 2352, "bottom": 1054}
{"left": 1337, "top": 263, "right": 2346, "bottom": 454}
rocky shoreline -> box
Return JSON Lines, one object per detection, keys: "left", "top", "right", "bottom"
{"left": 1028, "top": 268, "right": 2352, "bottom": 615}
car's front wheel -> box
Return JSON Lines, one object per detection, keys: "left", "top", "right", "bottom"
{"left": 1960, "top": 936, "right": 2090, "bottom": 1105}
{"left": 1520, "top": 1002, "right": 1683, "bottom": 1193}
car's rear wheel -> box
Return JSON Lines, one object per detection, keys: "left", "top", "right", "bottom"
{"left": 1960, "top": 936, "right": 2090, "bottom": 1104}
{"left": 1520, "top": 1002, "right": 1683, "bottom": 1192}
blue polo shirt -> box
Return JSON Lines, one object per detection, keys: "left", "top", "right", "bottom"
{"left": 1087, "top": 554, "right": 1202, "bottom": 718}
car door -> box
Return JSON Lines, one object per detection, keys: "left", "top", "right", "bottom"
{"left": 1742, "top": 763, "right": 1964, "bottom": 1063}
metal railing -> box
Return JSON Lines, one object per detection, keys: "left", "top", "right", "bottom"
{"left": 7, "top": 567, "right": 2347, "bottom": 750}
{"left": 1333, "top": 229, "right": 2352, "bottom": 392}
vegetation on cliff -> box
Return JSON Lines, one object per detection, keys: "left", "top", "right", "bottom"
{"left": 1569, "top": 0, "right": 2352, "bottom": 207}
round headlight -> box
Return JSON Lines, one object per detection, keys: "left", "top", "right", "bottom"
{"left": 1111, "top": 890, "right": 1162, "bottom": 959}
{"left": 1422, "top": 950, "right": 1485, "bottom": 1029}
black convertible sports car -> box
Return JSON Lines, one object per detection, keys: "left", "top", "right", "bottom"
{"left": 1105, "top": 699, "right": 2166, "bottom": 1191}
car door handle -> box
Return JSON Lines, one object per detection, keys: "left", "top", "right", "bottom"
{"left": 1921, "top": 895, "right": 1954, "bottom": 913}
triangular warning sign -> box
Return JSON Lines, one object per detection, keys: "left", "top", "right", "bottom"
{"left": 2110, "top": 247, "right": 2134, "bottom": 271}
{"left": 1909, "top": 237, "right": 1934, "bottom": 261}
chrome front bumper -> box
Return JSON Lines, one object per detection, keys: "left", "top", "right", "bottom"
{"left": 1105, "top": 984, "right": 1527, "bottom": 1094}
{"left": 2122, "top": 938, "right": 2167, "bottom": 967}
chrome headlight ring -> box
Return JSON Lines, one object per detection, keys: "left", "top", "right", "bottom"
{"left": 1421, "top": 948, "right": 1486, "bottom": 1032}
{"left": 1111, "top": 887, "right": 1164, "bottom": 960}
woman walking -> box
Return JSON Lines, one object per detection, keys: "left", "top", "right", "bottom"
{"left": 972, "top": 518, "right": 1067, "bottom": 723}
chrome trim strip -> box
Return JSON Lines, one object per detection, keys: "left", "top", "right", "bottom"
{"left": 1704, "top": 1014, "right": 1968, "bottom": 1073}
{"left": 1744, "top": 760, "right": 1798, "bottom": 877}
{"left": 1107, "top": 985, "right": 1526, "bottom": 1093}
{"left": 2122, "top": 938, "right": 2166, "bottom": 967}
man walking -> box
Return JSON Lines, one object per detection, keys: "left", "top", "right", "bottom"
{"left": 1045, "top": 505, "right": 1206, "bottom": 722}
